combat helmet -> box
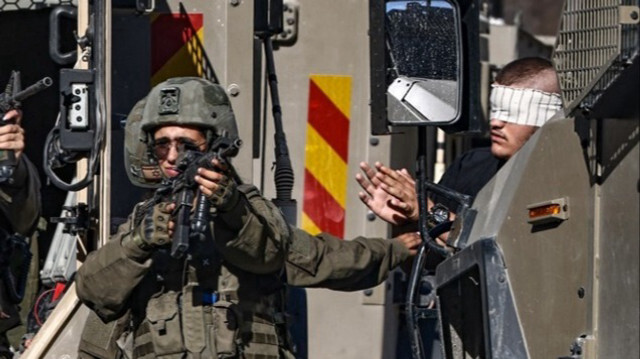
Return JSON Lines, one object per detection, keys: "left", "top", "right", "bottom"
{"left": 124, "top": 77, "right": 239, "bottom": 188}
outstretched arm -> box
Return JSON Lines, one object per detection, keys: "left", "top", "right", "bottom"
{"left": 285, "top": 228, "right": 419, "bottom": 290}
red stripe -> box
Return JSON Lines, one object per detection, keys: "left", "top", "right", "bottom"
{"left": 151, "top": 13, "right": 203, "bottom": 75}
{"left": 303, "top": 169, "right": 344, "bottom": 237}
{"left": 308, "top": 80, "right": 350, "bottom": 162}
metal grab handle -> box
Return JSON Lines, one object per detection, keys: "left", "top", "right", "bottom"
{"left": 49, "top": 6, "right": 78, "bottom": 65}
{"left": 137, "top": 0, "right": 156, "bottom": 14}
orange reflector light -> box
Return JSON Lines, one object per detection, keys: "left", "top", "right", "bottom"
{"left": 529, "top": 204, "right": 562, "bottom": 219}
{"left": 526, "top": 197, "right": 569, "bottom": 225}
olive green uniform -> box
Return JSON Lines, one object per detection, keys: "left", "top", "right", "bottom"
{"left": 0, "top": 156, "right": 41, "bottom": 235}
{"left": 76, "top": 185, "right": 409, "bottom": 359}
{"left": 286, "top": 227, "right": 410, "bottom": 291}
{"left": 0, "top": 156, "right": 41, "bottom": 353}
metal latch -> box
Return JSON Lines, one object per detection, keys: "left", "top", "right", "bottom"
{"left": 50, "top": 203, "right": 90, "bottom": 236}
{"left": 619, "top": 6, "right": 640, "bottom": 24}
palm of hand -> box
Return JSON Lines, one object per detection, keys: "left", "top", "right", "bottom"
{"left": 356, "top": 162, "right": 414, "bottom": 225}
{"left": 365, "top": 182, "right": 409, "bottom": 225}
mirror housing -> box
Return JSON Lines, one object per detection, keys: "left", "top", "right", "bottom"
{"left": 369, "top": 0, "right": 484, "bottom": 134}
{"left": 385, "top": 0, "right": 462, "bottom": 126}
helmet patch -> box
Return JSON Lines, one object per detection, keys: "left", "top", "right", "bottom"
{"left": 159, "top": 87, "right": 180, "bottom": 115}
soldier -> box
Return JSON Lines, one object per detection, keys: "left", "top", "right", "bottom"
{"left": 76, "top": 77, "right": 417, "bottom": 359}
{"left": 0, "top": 109, "right": 41, "bottom": 358}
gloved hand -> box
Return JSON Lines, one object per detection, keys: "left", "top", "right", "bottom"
{"left": 195, "top": 159, "right": 240, "bottom": 212}
{"left": 131, "top": 201, "right": 173, "bottom": 250}
{"left": 207, "top": 174, "right": 239, "bottom": 212}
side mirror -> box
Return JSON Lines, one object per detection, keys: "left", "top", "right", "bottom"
{"left": 384, "top": 0, "right": 462, "bottom": 126}
{"left": 371, "top": 0, "right": 486, "bottom": 134}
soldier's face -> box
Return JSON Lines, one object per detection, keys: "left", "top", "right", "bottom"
{"left": 153, "top": 125, "right": 207, "bottom": 178}
{"left": 489, "top": 119, "right": 538, "bottom": 160}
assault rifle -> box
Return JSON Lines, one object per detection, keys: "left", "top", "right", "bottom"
{"left": 166, "top": 133, "right": 242, "bottom": 259}
{"left": 0, "top": 71, "right": 53, "bottom": 183}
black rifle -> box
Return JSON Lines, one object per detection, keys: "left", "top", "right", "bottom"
{"left": 0, "top": 71, "right": 53, "bottom": 183}
{"left": 166, "top": 134, "right": 242, "bottom": 259}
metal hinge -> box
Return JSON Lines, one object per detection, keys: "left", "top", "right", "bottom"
{"left": 619, "top": 6, "right": 640, "bottom": 24}
{"left": 273, "top": 0, "right": 299, "bottom": 45}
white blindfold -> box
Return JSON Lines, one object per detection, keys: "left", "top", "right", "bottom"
{"left": 490, "top": 84, "right": 563, "bottom": 127}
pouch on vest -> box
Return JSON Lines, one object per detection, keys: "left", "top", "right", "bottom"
{"left": 182, "top": 284, "right": 206, "bottom": 355}
{"left": 211, "top": 300, "right": 239, "bottom": 358}
{"left": 78, "top": 310, "right": 129, "bottom": 359}
{"left": 240, "top": 313, "right": 280, "bottom": 359}
{"left": 145, "top": 291, "right": 185, "bottom": 355}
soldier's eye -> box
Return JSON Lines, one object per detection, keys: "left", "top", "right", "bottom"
{"left": 177, "top": 139, "right": 201, "bottom": 152}
{"left": 153, "top": 138, "right": 205, "bottom": 159}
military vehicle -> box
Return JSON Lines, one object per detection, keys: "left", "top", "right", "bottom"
{"left": 0, "top": 0, "right": 637, "bottom": 358}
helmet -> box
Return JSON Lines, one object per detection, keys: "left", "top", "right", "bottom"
{"left": 140, "top": 77, "right": 238, "bottom": 136}
{"left": 124, "top": 77, "right": 239, "bottom": 188}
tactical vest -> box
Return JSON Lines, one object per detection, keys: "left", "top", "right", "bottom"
{"left": 126, "top": 243, "right": 291, "bottom": 359}
{"left": 80, "top": 249, "right": 292, "bottom": 359}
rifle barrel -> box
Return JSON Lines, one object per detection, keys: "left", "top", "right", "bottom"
{"left": 13, "top": 77, "right": 53, "bottom": 102}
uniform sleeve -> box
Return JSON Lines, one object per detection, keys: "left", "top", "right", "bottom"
{"left": 285, "top": 227, "right": 410, "bottom": 291}
{"left": 75, "top": 218, "right": 153, "bottom": 321}
{"left": 213, "top": 184, "right": 289, "bottom": 275}
{"left": 0, "top": 155, "right": 41, "bottom": 235}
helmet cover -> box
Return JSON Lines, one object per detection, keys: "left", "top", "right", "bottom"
{"left": 124, "top": 77, "right": 239, "bottom": 187}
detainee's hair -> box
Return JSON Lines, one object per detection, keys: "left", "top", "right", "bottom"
{"left": 495, "top": 57, "right": 555, "bottom": 87}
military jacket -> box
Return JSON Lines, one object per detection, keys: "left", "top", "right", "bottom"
{"left": 76, "top": 185, "right": 410, "bottom": 359}
{"left": 0, "top": 155, "right": 41, "bottom": 235}
{"left": 286, "top": 228, "right": 410, "bottom": 290}
{"left": 0, "top": 155, "right": 41, "bottom": 333}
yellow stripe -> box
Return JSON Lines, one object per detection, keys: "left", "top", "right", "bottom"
{"left": 151, "top": 28, "right": 205, "bottom": 86}
{"left": 301, "top": 212, "right": 322, "bottom": 236}
{"left": 305, "top": 124, "right": 347, "bottom": 207}
{"left": 310, "top": 75, "right": 352, "bottom": 119}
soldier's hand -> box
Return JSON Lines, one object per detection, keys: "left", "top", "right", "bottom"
{"left": 0, "top": 109, "right": 25, "bottom": 160}
{"left": 133, "top": 201, "right": 175, "bottom": 249}
{"left": 394, "top": 231, "right": 421, "bottom": 256}
{"left": 195, "top": 158, "right": 239, "bottom": 212}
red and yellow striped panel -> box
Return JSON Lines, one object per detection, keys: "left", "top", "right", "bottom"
{"left": 302, "top": 75, "right": 352, "bottom": 237}
{"left": 151, "top": 13, "right": 204, "bottom": 86}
